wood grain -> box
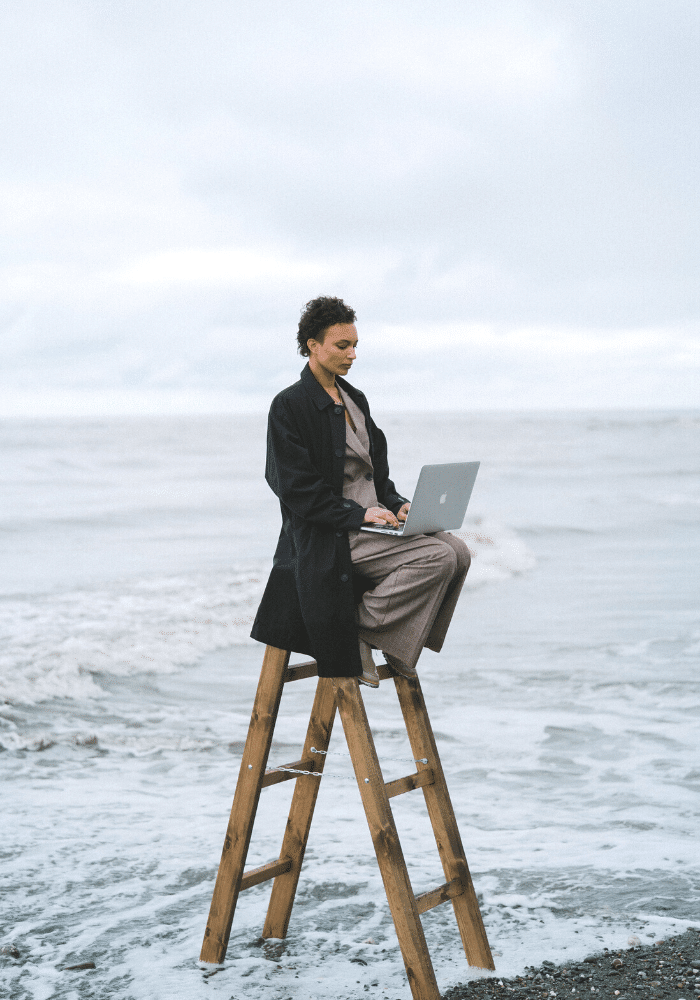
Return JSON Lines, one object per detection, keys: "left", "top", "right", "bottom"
{"left": 263, "top": 676, "right": 338, "bottom": 938}
{"left": 333, "top": 677, "right": 442, "bottom": 1000}
{"left": 394, "top": 674, "right": 494, "bottom": 971}
{"left": 199, "top": 645, "right": 290, "bottom": 964}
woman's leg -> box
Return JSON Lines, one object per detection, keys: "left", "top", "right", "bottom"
{"left": 423, "top": 532, "right": 471, "bottom": 653}
{"left": 350, "top": 532, "right": 461, "bottom": 670}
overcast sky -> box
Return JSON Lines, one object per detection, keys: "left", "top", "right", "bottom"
{"left": 1, "top": 0, "right": 698, "bottom": 414}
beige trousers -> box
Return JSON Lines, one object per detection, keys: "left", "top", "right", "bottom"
{"left": 338, "top": 386, "right": 471, "bottom": 671}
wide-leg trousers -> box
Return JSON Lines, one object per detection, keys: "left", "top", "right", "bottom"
{"left": 349, "top": 528, "right": 471, "bottom": 670}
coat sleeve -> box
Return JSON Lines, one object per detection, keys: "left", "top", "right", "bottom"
{"left": 266, "top": 396, "right": 367, "bottom": 530}
{"left": 366, "top": 411, "right": 411, "bottom": 514}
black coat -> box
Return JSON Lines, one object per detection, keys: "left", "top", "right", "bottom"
{"left": 250, "top": 363, "right": 409, "bottom": 677}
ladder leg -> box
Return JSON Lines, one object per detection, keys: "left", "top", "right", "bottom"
{"left": 263, "top": 676, "right": 338, "bottom": 938}
{"left": 393, "top": 674, "right": 494, "bottom": 970}
{"left": 200, "top": 645, "right": 290, "bottom": 964}
{"left": 333, "top": 677, "right": 442, "bottom": 1000}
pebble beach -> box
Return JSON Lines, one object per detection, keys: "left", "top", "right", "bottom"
{"left": 444, "top": 929, "right": 700, "bottom": 1000}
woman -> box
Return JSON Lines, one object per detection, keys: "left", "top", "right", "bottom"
{"left": 250, "top": 296, "right": 471, "bottom": 686}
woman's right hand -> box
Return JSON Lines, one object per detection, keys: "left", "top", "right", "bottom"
{"left": 363, "top": 506, "right": 400, "bottom": 528}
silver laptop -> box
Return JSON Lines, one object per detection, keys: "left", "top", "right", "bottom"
{"left": 360, "top": 462, "right": 480, "bottom": 536}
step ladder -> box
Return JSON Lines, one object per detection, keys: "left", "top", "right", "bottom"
{"left": 199, "top": 644, "right": 494, "bottom": 1000}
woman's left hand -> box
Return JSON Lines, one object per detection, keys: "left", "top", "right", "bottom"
{"left": 397, "top": 502, "right": 411, "bottom": 522}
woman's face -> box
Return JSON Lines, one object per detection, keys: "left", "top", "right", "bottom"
{"left": 308, "top": 323, "right": 358, "bottom": 378}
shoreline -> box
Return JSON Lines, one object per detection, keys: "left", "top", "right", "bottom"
{"left": 444, "top": 929, "right": 700, "bottom": 999}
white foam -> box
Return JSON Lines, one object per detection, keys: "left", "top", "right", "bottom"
{"left": 452, "top": 516, "right": 536, "bottom": 583}
{"left": 0, "top": 565, "right": 265, "bottom": 705}
{"left": 1, "top": 523, "right": 533, "bottom": 706}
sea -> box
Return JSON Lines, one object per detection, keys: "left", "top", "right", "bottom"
{"left": 1, "top": 409, "right": 698, "bottom": 1000}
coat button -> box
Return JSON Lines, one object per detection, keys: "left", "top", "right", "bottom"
{"left": 365, "top": 472, "right": 373, "bottom": 481}
{"left": 336, "top": 530, "right": 343, "bottom": 537}
{"left": 342, "top": 502, "right": 351, "bottom": 508}
{"left": 340, "top": 573, "right": 349, "bottom": 582}
{"left": 334, "top": 405, "right": 343, "bottom": 414}
{"left": 335, "top": 448, "right": 344, "bottom": 457}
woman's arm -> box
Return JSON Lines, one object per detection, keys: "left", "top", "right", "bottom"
{"left": 265, "top": 396, "right": 367, "bottom": 530}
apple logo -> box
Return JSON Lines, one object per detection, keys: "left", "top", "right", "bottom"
{"left": 439, "top": 492, "right": 447, "bottom": 504}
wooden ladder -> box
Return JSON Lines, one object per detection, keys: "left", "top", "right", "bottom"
{"left": 199, "top": 644, "right": 494, "bottom": 1000}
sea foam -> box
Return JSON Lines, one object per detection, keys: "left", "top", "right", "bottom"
{"left": 0, "top": 567, "right": 263, "bottom": 705}
{"left": 1, "top": 519, "right": 533, "bottom": 706}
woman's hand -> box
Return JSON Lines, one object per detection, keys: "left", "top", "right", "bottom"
{"left": 363, "top": 506, "right": 400, "bottom": 528}
{"left": 397, "top": 502, "right": 411, "bottom": 522}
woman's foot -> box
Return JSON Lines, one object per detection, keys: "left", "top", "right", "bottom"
{"left": 384, "top": 652, "right": 417, "bottom": 679}
{"left": 357, "top": 638, "right": 379, "bottom": 687}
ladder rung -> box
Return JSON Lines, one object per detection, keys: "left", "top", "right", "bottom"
{"left": 262, "top": 759, "right": 317, "bottom": 786}
{"left": 240, "top": 857, "right": 293, "bottom": 891}
{"left": 385, "top": 768, "right": 435, "bottom": 799}
{"left": 414, "top": 877, "right": 465, "bottom": 914}
{"left": 284, "top": 660, "right": 318, "bottom": 683}
{"left": 285, "top": 659, "right": 397, "bottom": 684}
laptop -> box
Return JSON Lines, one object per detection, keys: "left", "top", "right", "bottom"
{"left": 360, "top": 462, "right": 480, "bottom": 536}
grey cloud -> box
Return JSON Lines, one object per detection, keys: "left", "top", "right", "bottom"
{"left": 0, "top": 0, "right": 698, "bottom": 411}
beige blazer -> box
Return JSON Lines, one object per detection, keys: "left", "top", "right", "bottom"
{"left": 338, "top": 385, "right": 388, "bottom": 514}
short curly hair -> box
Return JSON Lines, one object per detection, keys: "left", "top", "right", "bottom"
{"left": 296, "top": 296, "right": 357, "bottom": 357}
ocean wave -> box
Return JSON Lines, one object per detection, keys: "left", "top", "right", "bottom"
{"left": 453, "top": 517, "right": 536, "bottom": 583}
{"left": 0, "top": 565, "right": 265, "bottom": 705}
{"left": 583, "top": 412, "right": 700, "bottom": 431}
{"left": 0, "top": 727, "right": 226, "bottom": 754}
{"left": 1, "top": 520, "right": 533, "bottom": 706}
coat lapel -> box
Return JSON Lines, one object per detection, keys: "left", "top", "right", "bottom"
{"left": 339, "top": 387, "right": 373, "bottom": 467}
